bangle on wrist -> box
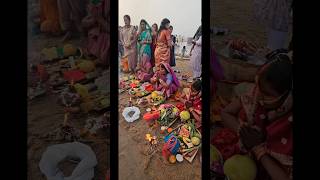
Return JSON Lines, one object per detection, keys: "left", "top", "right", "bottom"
{"left": 252, "top": 144, "right": 267, "bottom": 161}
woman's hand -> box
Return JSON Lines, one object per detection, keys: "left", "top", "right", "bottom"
{"left": 185, "top": 100, "right": 193, "bottom": 108}
{"left": 239, "top": 125, "right": 266, "bottom": 151}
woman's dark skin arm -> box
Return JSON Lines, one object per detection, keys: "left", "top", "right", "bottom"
{"left": 260, "top": 155, "right": 291, "bottom": 180}
{"left": 240, "top": 126, "right": 291, "bottom": 180}
{"left": 221, "top": 98, "right": 242, "bottom": 132}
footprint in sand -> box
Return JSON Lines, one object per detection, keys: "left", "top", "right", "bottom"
{"left": 128, "top": 128, "right": 138, "bottom": 134}
{"left": 131, "top": 134, "right": 141, "bottom": 142}
{"left": 119, "top": 152, "right": 126, "bottom": 159}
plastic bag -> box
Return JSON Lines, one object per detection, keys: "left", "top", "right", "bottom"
{"left": 122, "top": 106, "right": 140, "bottom": 122}
{"left": 39, "top": 142, "right": 97, "bottom": 180}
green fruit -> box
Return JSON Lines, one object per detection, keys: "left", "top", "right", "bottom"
{"left": 180, "top": 111, "right": 190, "bottom": 121}
{"left": 191, "top": 137, "right": 200, "bottom": 146}
{"left": 224, "top": 155, "right": 257, "bottom": 180}
{"left": 193, "top": 132, "right": 201, "bottom": 139}
{"left": 210, "top": 145, "right": 221, "bottom": 163}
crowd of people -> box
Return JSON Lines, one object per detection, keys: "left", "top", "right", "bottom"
{"left": 33, "top": 0, "right": 110, "bottom": 67}
{"left": 119, "top": 15, "right": 202, "bottom": 81}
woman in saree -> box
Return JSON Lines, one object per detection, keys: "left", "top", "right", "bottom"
{"left": 154, "top": 18, "right": 172, "bottom": 66}
{"left": 151, "top": 23, "right": 158, "bottom": 67}
{"left": 220, "top": 51, "right": 293, "bottom": 180}
{"left": 136, "top": 19, "right": 153, "bottom": 82}
{"left": 120, "top": 15, "right": 137, "bottom": 73}
{"left": 40, "top": 0, "right": 61, "bottom": 34}
{"left": 82, "top": 0, "right": 110, "bottom": 67}
{"left": 169, "top": 26, "right": 176, "bottom": 67}
{"left": 150, "top": 62, "right": 180, "bottom": 98}
{"left": 57, "top": 0, "right": 87, "bottom": 41}
{"left": 190, "top": 35, "right": 202, "bottom": 79}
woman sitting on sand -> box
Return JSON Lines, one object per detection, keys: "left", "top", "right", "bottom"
{"left": 179, "top": 79, "right": 202, "bottom": 127}
{"left": 82, "top": 0, "right": 110, "bottom": 67}
{"left": 220, "top": 51, "right": 293, "bottom": 180}
{"left": 154, "top": 18, "right": 172, "bottom": 66}
{"left": 150, "top": 62, "right": 180, "bottom": 98}
{"left": 136, "top": 19, "right": 153, "bottom": 82}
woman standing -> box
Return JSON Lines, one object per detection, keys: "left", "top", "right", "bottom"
{"left": 154, "top": 18, "right": 172, "bottom": 66}
{"left": 40, "top": 0, "right": 61, "bottom": 34}
{"left": 120, "top": 15, "right": 137, "bottom": 73}
{"left": 136, "top": 19, "right": 153, "bottom": 82}
{"left": 82, "top": 0, "right": 110, "bottom": 67}
{"left": 169, "top": 26, "right": 176, "bottom": 67}
{"left": 57, "top": 0, "right": 87, "bottom": 42}
{"left": 151, "top": 23, "right": 158, "bottom": 67}
{"left": 253, "top": 0, "right": 292, "bottom": 50}
{"left": 190, "top": 35, "right": 202, "bottom": 79}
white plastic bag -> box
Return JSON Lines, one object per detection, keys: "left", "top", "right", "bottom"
{"left": 122, "top": 106, "right": 140, "bottom": 122}
{"left": 39, "top": 142, "right": 97, "bottom": 180}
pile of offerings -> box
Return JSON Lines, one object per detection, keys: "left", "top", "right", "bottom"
{"left": 162, "top": 119, "right": 202, "bottom": 164}
{"left": 157, "top": 104, "right": 180, "bottom": 127}
{"left": 149, "top": 91, "right": 165, "bottom": 106}
{"left": 128, "top": 83, "right": 151, "bottom": 98}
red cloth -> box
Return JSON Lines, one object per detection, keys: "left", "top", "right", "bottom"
{"left": 239, "top": 106, "right": 293, "bottom": 157}
{"left": 211, "top": 128, "right": 240, "bottom": 160}
{"left": 63, "top": 70, "right": 85, "bottom": 83}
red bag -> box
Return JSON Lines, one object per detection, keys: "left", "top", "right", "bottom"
{"left": 63, "top": 70, "right": 85, "bottom": 83}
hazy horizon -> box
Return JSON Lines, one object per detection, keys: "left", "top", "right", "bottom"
{"left": 119, "top": 0, "right": 201, "bottom": 38}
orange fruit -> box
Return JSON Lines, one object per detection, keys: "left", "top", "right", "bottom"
{"left": 168, "top": 155, "right": 176, "bottom": 164}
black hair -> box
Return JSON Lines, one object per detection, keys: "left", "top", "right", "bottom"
{"left": 124, "top": 15, "right": 131, "bottom": 21}
{"left": 140, "top": 19, "right": 147, "bottom": 25}
{"left": 193, "top": 25, "right": 202, "bottom": 39}
{"left": 192, "top": 79, "right": 202, "bottom": 92}
{"left": 152, "top": 23, "right": 158, "bottom": 31}
{"left": 158, "top": 18, "right": 170, "bottom": 35}
{"left": 160, "top": 63, "right": 169, "bottom": 73}
{"left": 169, "top": 25, "right": 173, "bottom": 29}
{"left": 259, "top": 52, "right": 292, "bottom": 95}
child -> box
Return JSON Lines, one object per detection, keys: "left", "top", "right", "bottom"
{"left": 181, "top": 46, "right": 187, "bottom": 57}
{"left": 179, "top": 79, "right": 202, "bottom": 128}
{"left": 150, "top": 62, "right": 180, "bottom": 98}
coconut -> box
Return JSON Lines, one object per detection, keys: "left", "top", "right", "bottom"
{"left": 224, "top": 155, "right": 257, "bottom": 180}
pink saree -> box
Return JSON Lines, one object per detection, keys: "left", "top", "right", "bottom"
{"left": 152, "top": 62, "right": 180, "bottom": 98}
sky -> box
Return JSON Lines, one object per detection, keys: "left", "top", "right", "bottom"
{"left": 119, "top": 0, "right": 201, "bottom": 38}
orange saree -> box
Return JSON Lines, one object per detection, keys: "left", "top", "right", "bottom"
{"left": 154, "top": 29, "right": 171, "bottom": 65}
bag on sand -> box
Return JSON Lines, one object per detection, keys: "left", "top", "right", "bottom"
{"left": 162, "top": 134, "right": 180, "bottom": 159}
{"left": 39, "top": 142, "right": 97, "bottom": 180}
